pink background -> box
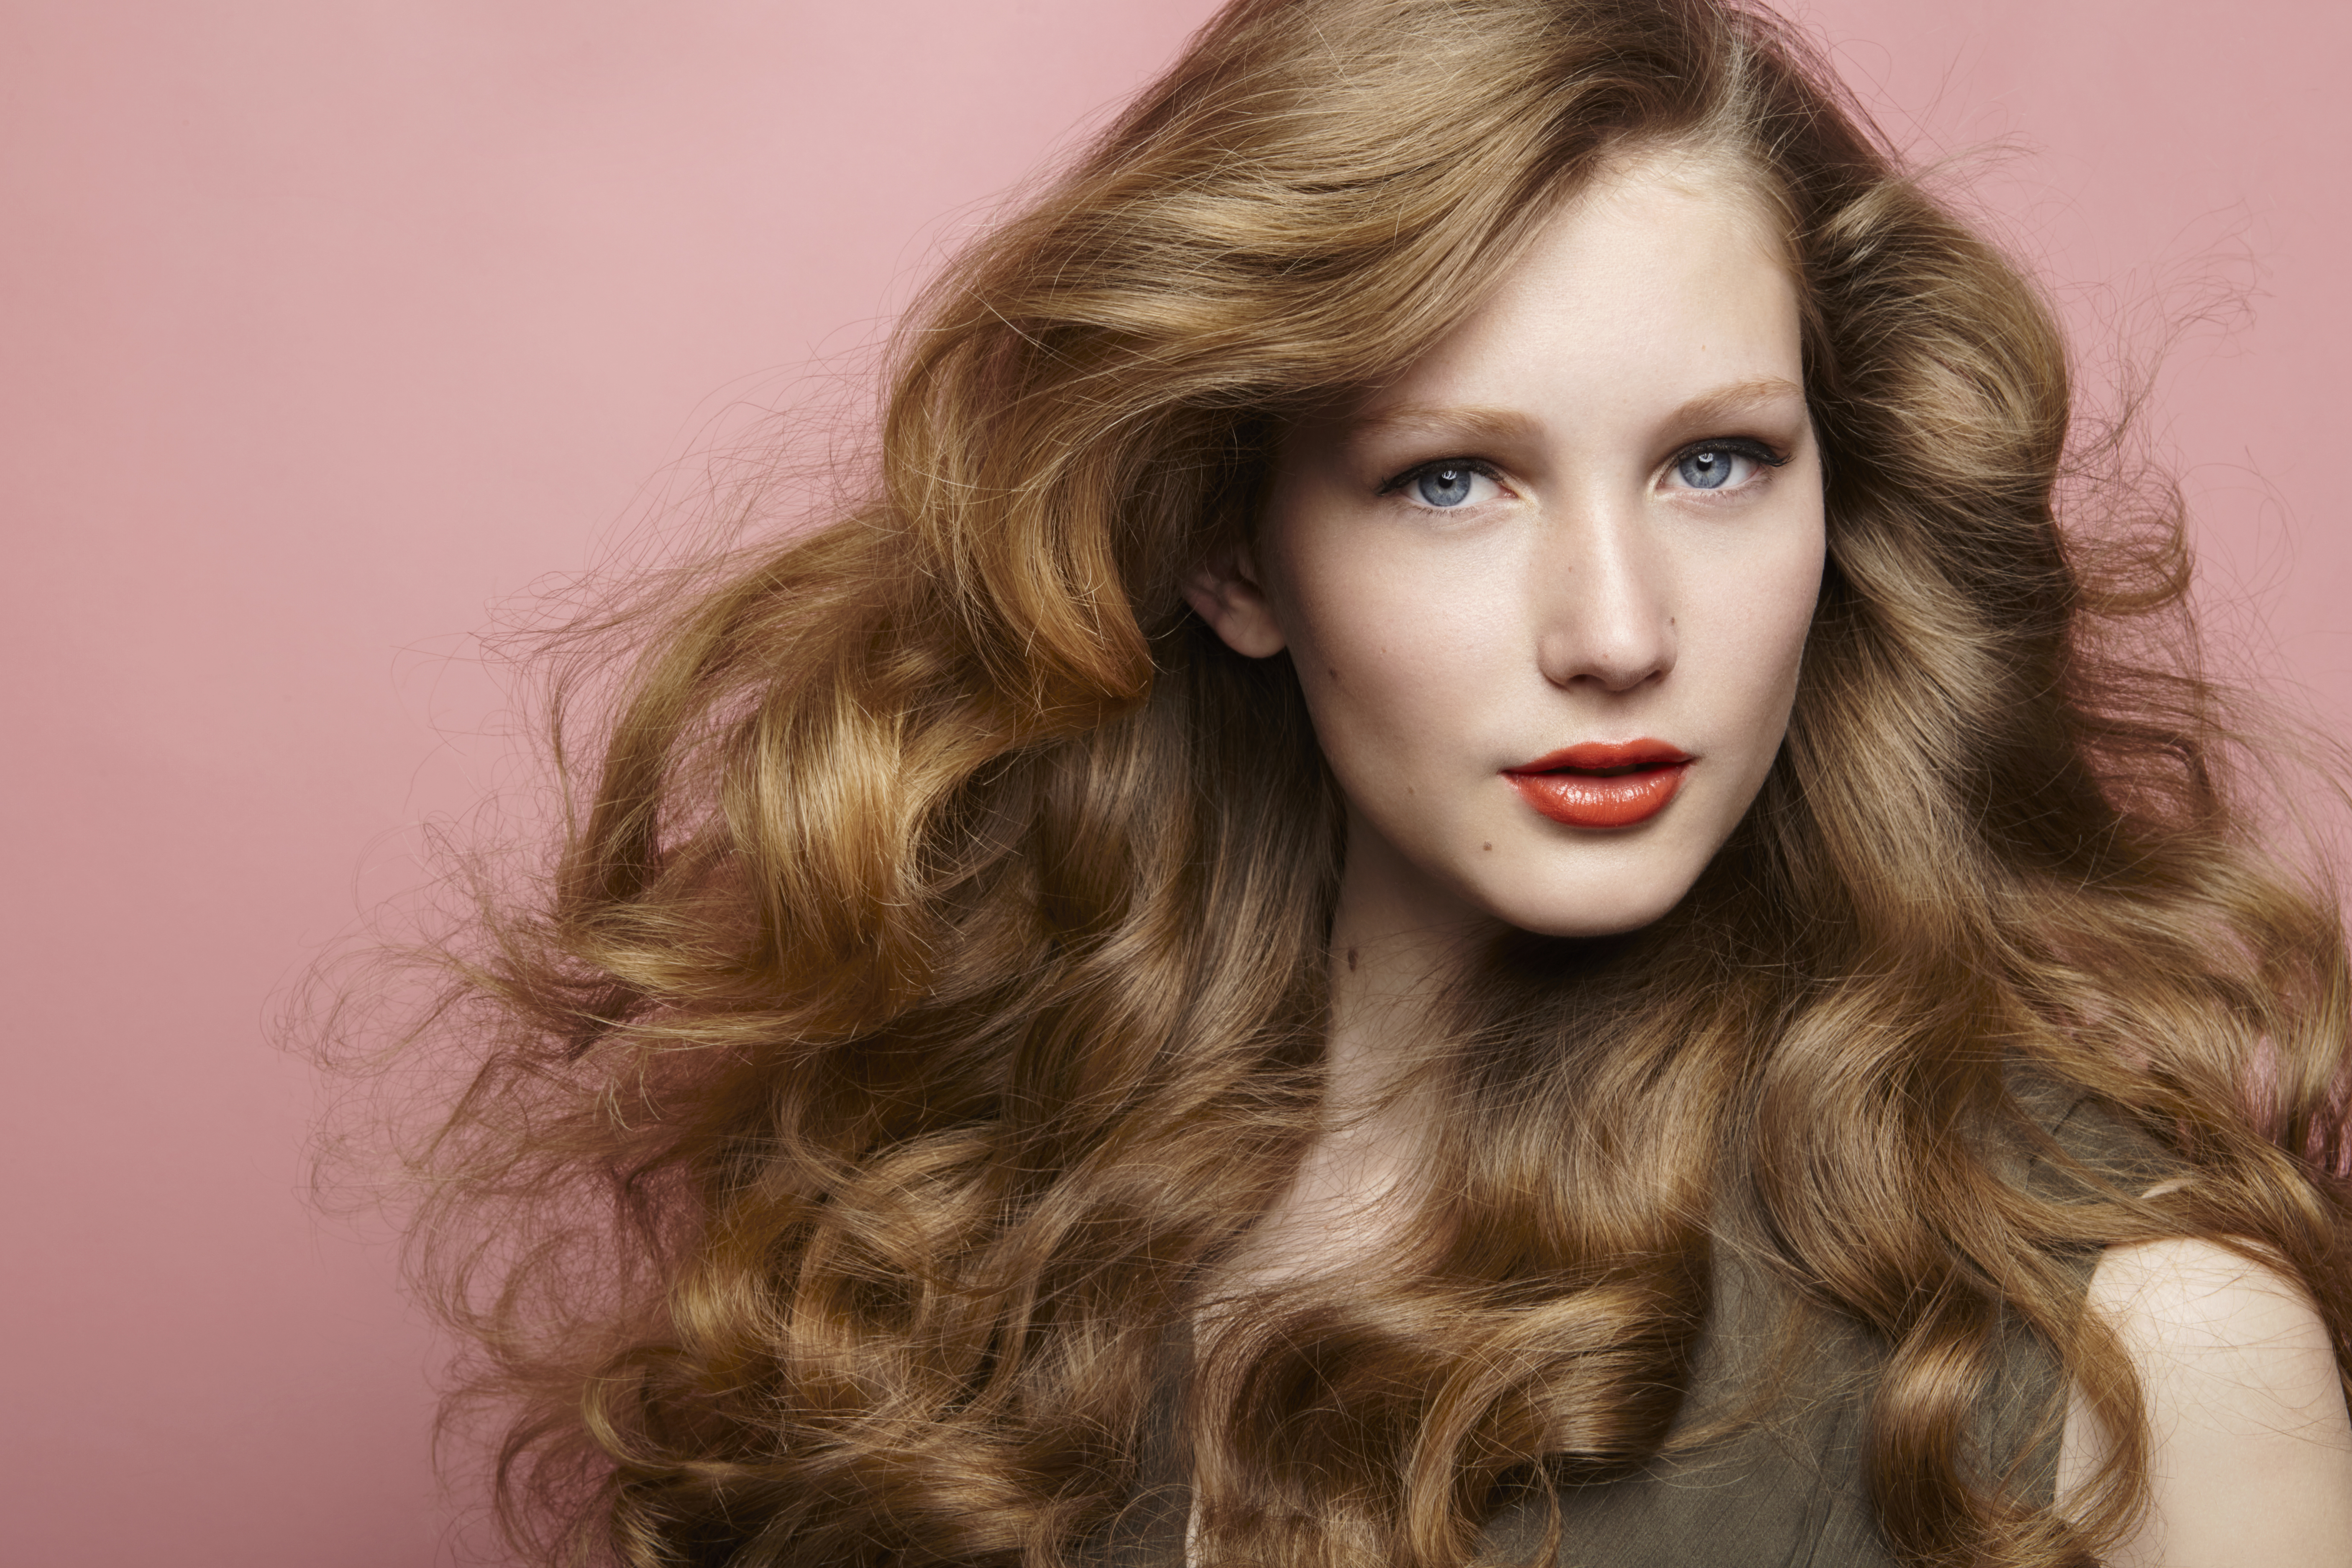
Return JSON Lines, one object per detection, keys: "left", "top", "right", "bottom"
{"left": 3, "top": 3, "right": 2343, "bottom": 1563}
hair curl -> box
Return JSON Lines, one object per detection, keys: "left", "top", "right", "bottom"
{"left": 337, "top": 2, "right": 2352, "bottom": 1565}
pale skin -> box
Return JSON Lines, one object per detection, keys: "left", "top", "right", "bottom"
{"left": 1184, "top": 148, "right": 2352, "bottom": 1561}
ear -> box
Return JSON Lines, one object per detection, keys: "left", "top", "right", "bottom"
{"left": 1182, "top": 541, "right": 1288, "bottom": 658}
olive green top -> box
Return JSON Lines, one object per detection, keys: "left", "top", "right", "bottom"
{"left": 1104, "top": 1079, "right": 2174, "bottom": 1568}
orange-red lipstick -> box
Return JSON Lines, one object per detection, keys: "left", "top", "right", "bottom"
{"left": 1503, "top": 740, "right": 1692, "bottom": 829}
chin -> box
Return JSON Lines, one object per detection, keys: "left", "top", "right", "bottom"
{"left": 1478, "top": 877, "right": 1692, "bottom": 941}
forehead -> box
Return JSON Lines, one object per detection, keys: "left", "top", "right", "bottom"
{"left": 1361, "top": 147, "right": 1803, "bottom": 422}
{"left": 1585, "top": 143, "right": 1793, "bottom": 268}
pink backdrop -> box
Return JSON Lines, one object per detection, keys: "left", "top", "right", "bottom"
{"left": 3, "top": 3, "right": 2343, "bottom": 1563}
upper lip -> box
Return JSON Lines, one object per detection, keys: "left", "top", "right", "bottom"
{"left": 1504, "top": 739, "right": 1693, "bottom": 775}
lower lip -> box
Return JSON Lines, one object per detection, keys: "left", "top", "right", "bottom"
{"left": 1505, "top": 763, "right": 1690, "bottom": 828}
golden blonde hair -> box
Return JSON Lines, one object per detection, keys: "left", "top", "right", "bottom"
{"left": 357, "top": 1, "right": 2352, "bottom": 1564}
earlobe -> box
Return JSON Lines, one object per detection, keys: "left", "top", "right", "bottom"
{"left": 1183, "top": 544, "right": 1288, "bottom": 659}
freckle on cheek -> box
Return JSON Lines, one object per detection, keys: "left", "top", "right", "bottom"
{"left": 1482, "top": 842, "right": 1492, "bottom": 851}
{"left": 1346, "top": 946, "right": 1359, "bottom": 973}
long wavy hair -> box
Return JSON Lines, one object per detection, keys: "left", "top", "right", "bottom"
{"left": 347, "top": 1, "right": 2352, "bottom": 1565}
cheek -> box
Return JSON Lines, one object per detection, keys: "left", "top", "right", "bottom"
{"left": 1713, "top": 525, "right": 1824, "bottom": 730}
{"left": 1270, "top": 528, "right": 1505, "bottom": 746}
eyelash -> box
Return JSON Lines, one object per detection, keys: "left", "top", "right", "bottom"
{"left": 1374, "top": 457, "right": 1505, "bottom": 500}
{"left": 1664, "top": 437, "right": 1790, "bottom": 490}
{"left": 1374, "top": 438, "right": 1792, "bottom": 503}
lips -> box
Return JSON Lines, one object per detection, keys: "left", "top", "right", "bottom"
{"left": 1502, "top": 740, "right": 1693, "bottom": 829}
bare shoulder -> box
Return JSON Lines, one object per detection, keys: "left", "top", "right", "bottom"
{"left": 2057, "top": 1236, "right": 2352, "bottom": 1567}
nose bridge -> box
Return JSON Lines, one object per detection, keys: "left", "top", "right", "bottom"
{"left": 1532, "top": 487, "right": 1675, "bottom": 692}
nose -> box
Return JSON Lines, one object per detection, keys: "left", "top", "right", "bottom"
{"left": 1530, "top": 500, "right": 1676, "bottom": 693}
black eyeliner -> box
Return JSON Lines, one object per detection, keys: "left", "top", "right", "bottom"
{"left": 1674, "top": 436, "right": 1789, "bottom": 468}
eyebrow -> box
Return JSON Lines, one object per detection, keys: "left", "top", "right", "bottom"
{"left": 1343, "top": 376, "right": 1807, "bottom": 446}
{"left": 1666, "top": 375, "right": 1806, "bottom": 428}
{"left": 1342, "top": 403, "right": 1542, "bottom": 446}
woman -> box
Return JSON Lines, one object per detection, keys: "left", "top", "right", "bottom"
{"left": 388, "top": 0, "right": 2352, "bottom": 1563}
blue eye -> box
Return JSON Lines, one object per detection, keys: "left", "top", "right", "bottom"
{"left": 1676, "top": 448, "right": 1741, "bottom": 490}
{"left": 1376, "top": 459, "right": 1501, "bottom": 511}
{"left": 1414, "top": 466, "right": 1478, "bottom": 507}
{"left": 1668, "top": 440, "right": 1785, "bottom": 492}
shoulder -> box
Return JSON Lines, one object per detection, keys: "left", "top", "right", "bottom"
{"left": 2058, "top": 1236, "right": 2352, "bottom": 1567}
{"left": 2084, "top": 1236, "right": 2339, "bottom": 1377}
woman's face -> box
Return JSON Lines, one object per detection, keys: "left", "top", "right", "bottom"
{"left": 1189, "top": 149, "right": 1825, "bottom": 940}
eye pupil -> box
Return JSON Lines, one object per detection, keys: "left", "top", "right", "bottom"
{"left": 1415, "top": 467, "right": 1475, "bottom": 507}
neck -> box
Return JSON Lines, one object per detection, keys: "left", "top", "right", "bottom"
{"left": 1218, "top": 808, "right": 1502, "bottom": 1294}
{"left": 1322, "top": 807, "right": 1495, "bottom": 1119}
{"left": 1223, "top": 813, "right": 1489, "bottom": 1278}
